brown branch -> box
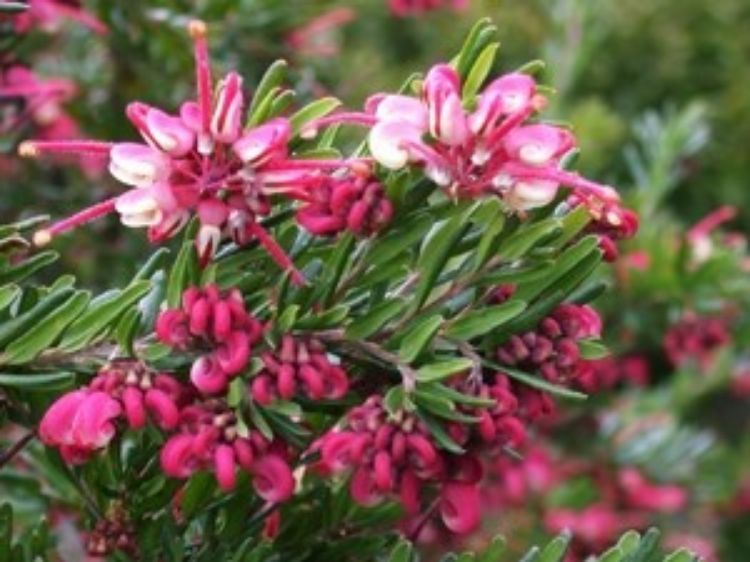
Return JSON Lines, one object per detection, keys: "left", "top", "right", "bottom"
{"left": 0, "top": 431, "right": 35, "bottom": 469}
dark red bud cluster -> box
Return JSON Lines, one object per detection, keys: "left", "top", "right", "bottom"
{"left": 156, "top": 284, "right": 263, "bottom": 394}
{"left": 578, "top": 355, "right": 650, "bottom": 392}
{"left": 496, "top": 304, "right": 602, "bottom": 385}
{"left": 160, "top": 398, "right": 295, "bottom": 499}
{"left": 296, "top": 175, "right": 393, "bottom": 237}
{"left": 250, "top": 335, "right": 349, "bottom": 404}
{"left": 86, "top": 510, "right": 138, "bottom": 558}
{"left": 663, "top": 313, "right": 730, "bottom": 371}
{"left": 317, "top": 395, "right": 482, "bottom": 534}
{"left": 585, "top": 201, "right": 639, "bottom": 262}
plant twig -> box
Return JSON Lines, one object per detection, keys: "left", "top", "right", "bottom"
{"left": 0, "top": 431, "right": 35, "bottom": 469}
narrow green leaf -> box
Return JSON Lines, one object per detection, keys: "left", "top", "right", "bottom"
{"left": 247, "top": 59, "right": 288, "bottom": 123}
{"left": 319, "top": 233, "right": 355, "bottom": 307}
{"left": 58, "top": 281, "right": 151, "bottom": 351}
{"left": 419, "top": 382, "right": 495, "bottom": 407}
{"left": 290, "top": 97, "right": 342, "bottom": 136}
{"left": 481, "top": 359, "right": 587, "bottom": 400}
{"left": 0, "top": 286, "right": 19, "bottom": 311}
{"left": 115, "top": 308, "right": 142, "bottom": 356}
{"left": 277, "top": 304, "right": 300, "bottom": 332}
{"left": 517, "top": 59, "right": 546, "bottom": 76}
{"left": 294, "top": 304, "right": 350, "bottom": 330}
{"left": 167, "top": 242, "right": 198, "bottom": 308}
{"left": 246, "top": 86, "right": 281, "bottom": 127}
{"left": 578, "top": 339, "right": 610, "bottom": 360}
{"left": 0, "top": 250, "right": 57, "bottom": 285}
{"left": 132, "top": 247, "right": 170, "bottom": 282}
{"left": 0, "top": 372, "right": 75, "bottom": 390}
{"left": 3, "top": 291, "right": 90, "bottom": 364}
{"left": 615, "top": 531, "right": 641, "bottom": 554}
{"left": 389, "top": 539, "right": 414, "bottom": 562}
{"left": 416, "top": 358, "right": 473, "bottom": 383}
{"left": 498, "top": 218, "right": 560, "bottom": 260}
{"left": 365, "top": 214, "right": 434, "bottom": 268}
{"left": 346, "top": 298, "right": 406, "bottom": 340}
{"left": 181, "top": 472, "right": 215, "bottom": 518}
{"left": 478, "top": 535, "right": 506, "bottom": 562}
{"left": 456, "top": 18, "right": 496, "bottom": 77}
{"left": 445, "top": 300, "right": 526, "bottom": 340}
{"left": 0, "top": 287, "right": 75, "bottom": 348}
{"left": 663, "top": 549, "right": 699, "bottom": 562}
{"left": 538, "top": 532, "right": 571, "bottom": 562}
{"left": 384, "top": 386, "right": 405, "bottom": 417}
{"left": 414, "top": 390, "right": 478, "bottom": 423}
{"left": 417, "top": 411, "right": 465, "bottom": 454}
{"left": 0, "top": 503, "right": 11, "bottom": 562}
{"left": 463, "top": 42, "right": 500, "bottom": 101}
{"left": 413, "top": 204, "right": 477, "bottom": 310}
{"left": 398, "top": 314, "right": 444, "bottom": 363}
{"left": 597, "top": 547, "right": 625, "bottom": 562}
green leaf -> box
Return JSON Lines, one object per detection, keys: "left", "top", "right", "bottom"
{"left": 294, "top": 304, "right": 350, "bottom": 330}
{"left": 456, "top": 18, "right": 497, "bottom": 77}
{"left": 416, "top": 358, "right": 473, "bottom": 383}
{"left": 419, "top": 382, "right": 495, "bottom": 407}
{"left": 663, "top": 549, "right": 698, "bottom": 562}
{"left": 417, "top": 411, "right": 464, "bottom": 454}
{"left": 346, "top": 298, "right": 407, "bottom": 340}
{"left": 413, "top": 203, "right": 478, "bottom": 310}
{"left": 167, "top": 241, "right": 198, "bottom": 308}
{"left": 615, "top": 531, "right": 641, "bottom": 554}
{"left": 132, "top": 247, "right": 170, "bottom": 282}
{"left": 538, "top": 532, "right": 571, "bottom": 562}
{"left": 0, "top": 287, "right": 75, "bottom": 348}
{"left": 181, "top": 472, "right": 215, "bottom": 519}
{"left": 0, "top": 503, "right": 11, "bottom": 562}
{"left": 0, "top": 286, "right": 19, "bottom": 311}
{"left": 384, "top": 386, "right": 406, "bottom": 417}
{"left": 277, "top": 304, "right": 300, "bottom": 332}
{"left": 463, "top": 42, "right": 500, "bottom": 101}
{"left": 497, "top": 218, "right": 560, "bottom": 260}
{"left": 555, "top": 205, "right": 592, "bottom": 248}
{"left": 578, "top": 339, "right": 610, "bottom": 360}
{"left": 445, "top": 300, "right": 526, "bottom": 340}
{"left": 290, "top": 96, "right": 342, "bottom": 136}
{"left": 0, "top": 250, "right": 57, "bottom": 285}
{"left": 597, "top": 548, "right": 625, "bottom": 562}
{"left": 58, "top": 280, "right": 152, "bottom": 351}
{"left": 473, "top": 199, "right": 506, "bottom": 269}
{"left": 0, "top": 2, "right": 28, "bottom": 14}
{"left": 0, "top": 372, "right": 75, "bottom": 390}
{"left": 318, "top": 233, "right": 355, "bottom": 307}
{"left": 481, "top": 359, "right": 588, "bottom": 400}
{"left": 414, "top": 390, "right": 478, "bottom": 423}
{"left": 626, "top": 528, "right": 661, "bottom": 562}
{"left": 398, "top": 314, "right": 444, "bottom": 363}
{"left": 2, "top": 291, "right": 90, "bottom": 364}
{"left": 115, "top": 307, "right": 142, "bottom": 356}
{"left": 519, "top": 546, "right": 541, "bottom": 562}
{"left": 389, "top": 539, "right": 414, "bottom": 562}
{"left": 517, "top": 59, "right": 546, "bottom": 76}
{"left": 478, "top": 535, "right": 506, "bottom": 562}
{"left": 247, "top": 59, "right": 288, "bottom": 124}
{"left": 365, "top": 214, "right": 433, "bottom": 268}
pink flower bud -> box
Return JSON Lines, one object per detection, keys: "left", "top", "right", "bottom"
{"left": 321, "top": 432, "right": 356, "bottom": 472}
{"left": 233, "top": 439, "right": 255, "bottom": 471}
{"left": 210, "top": 72, "right": 244, "bottom": 143}
{"left": 252, "top": 454, "right": 295, "bottom": 503}
{"left": 251, "top": 375, "right": 275, "bottom": 405}
{"left": 214, "top": 444, "right": 237, "bottom": 491}
{"left": 440, "top": 482, "right": 480, "bottom": 534}
{"left": 350, "top": 466, "right": 382, "bottom": 506}
{"left": 277, "top": 364, "right": 297, "bottom": 400}
{"left": 399, "top": 470, "right": 422, "bottom": 515}
{"left": 232, "top": 118, "right": 290, "bottom": 166}
{"left": 423, "top": 64, "right": 469, "bottom": 146}
{"left": 71, "top": 391, "right": 122, "bottom": 449}
{"left": 39, "top": 390, "right": 88, "bottom": 447}
{"left": 215, "top": 331, "right": 250, "bottom": 375}
{"left": 299, "top": 364, "right": 324, "bottom": 399}
{"left": 374, "top": 451, "right": 394, "bottom": 492}
{"left": 195, "top": 224, "right": 221, "bottom": 266}
{"left": 211, "top": 300, "right": 232, "bottom": 341}
{"left": 188, "top": 297, "right": 211, "bottom": 337}
{"left": 109, "top": 143, "right": 170, "bottom": 187}
{"left": 144, "top": 388, "right": 179, "bottom": 430}
{"left": 122, "top": 386, "right": 147, "bottom": 429}
{"left": 156, "top": 309, "right": 190, "bottom": 347}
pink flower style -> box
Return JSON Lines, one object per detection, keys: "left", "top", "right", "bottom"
{"left": 159, "top": 399, "right": 295, "bottom": 499}
{"left": 156, "top": 284, "right": 263, "bottom": 395}
{"left": 388, "top": 0, "right": 469, "bottom": 18}
{"left": 303, "top": 63, "right": 619, "bottom": 213}
{"left": 285, "top": 7, "right": 357, "bottom": 58}
{"left": 19, "top": 21, "right": 355, "bottom": 279}
{"left": 39, "top": 362, "right": 186, "bottom": 464}
{"left": 495, "top": 303, "right": 603, "bottom": 385}
{"left": 7, "top": 0, "right": 107, "bottom": 35}
{"left": 250, "top": 335, "right": 350, "bottom": 404}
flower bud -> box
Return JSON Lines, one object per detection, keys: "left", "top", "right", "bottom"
{"left": 109, "top": 143, "right": 170, "bottom": 187}
{"left": 210, "top": 72, "right": 244, "bottom": 143}
{"left": 232, "top": 118, "right": 290, "bottom": 166}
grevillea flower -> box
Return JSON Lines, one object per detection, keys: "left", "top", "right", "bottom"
{"left": 19, "top": 21, "right": 352, "bottom": 279}
{"left": 303, "top": 63, "right": 618, "bottom": 212}
{"left": 617, "top": 468, "right": 688, "bottom": 513}
{"left": 388, "top": 0, "right": 469, "bottom": 18}
{"left": 159, "top": 399, "right": 295, "bottom": 499}
{"left": 39, "top": 362, "right": 187, "bottom": 464}
{"left": 250, "top": 336, "right": 349, "bottom": 404}
{"left": 156, "top": 285, "right": 263, "bottom": 394}
{"left": 663, "top": 313, "right": 730, "bottom": 371}
{"left": 317, "top": 395, "right": 499, "bottom": 535}
{"left": 578, "top": 354, "right": 650, "bottom": 392}
{"left": 295, "top": 170, "right": 393, "bottom": 237}
{"left": 571, "top": 196, "right": 639, "bottom": 261}
{"left": 686, "top": 205, "right": 738, "bottom": 263}
{"left": 496, "top": 303, "right": 602, "bottom": 385}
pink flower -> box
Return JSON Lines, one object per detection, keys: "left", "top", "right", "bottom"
{"left": 39, "top": 390, "right": 122, "bottom": 464}
{"left": 618, "top": 468, "right": 688, "bottom": 513}
{"left": 439, "top": 482, "right": 480, "bottom": 534}
{"left": 388, "top": 0, "right": 469, "bottom": 18}
{"left": 304, "top": 63, "right": 618, "bottom": 212}
{"left": 286, "top": 8, "right": 357, "bottom": 58}
{"left": 10, "top": 0, "right": 107, "bottom": 35}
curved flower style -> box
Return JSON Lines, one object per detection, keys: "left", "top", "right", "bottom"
{"left": 388, "top": 0, "right": 469, "bottom": 18}
{"left": 156, "top": 284, "right": 263, "bottom": 394}
{"left": 304, "top": 64, "right": 618, "bottom": 212}
{"left": 8, "top": 0, "right": 107, "bottom": 35}
{"left": 159, "top": 400, "right": 294, "bottom": 499}
{"left": 19, "top": 21, "right": 353, "bottom": 279}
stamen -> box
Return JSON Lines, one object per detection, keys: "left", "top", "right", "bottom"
{"left": 33, "top": 197, "right": 119, "bottom": 246}
{"left": 248, "top": 223, "right": 306, "bottom": 286}
{"left": 18, "top": 140, "right": 114, "bottom": 158}
{"left": 188, "top": 20, "right": 213, "bottom": 134}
